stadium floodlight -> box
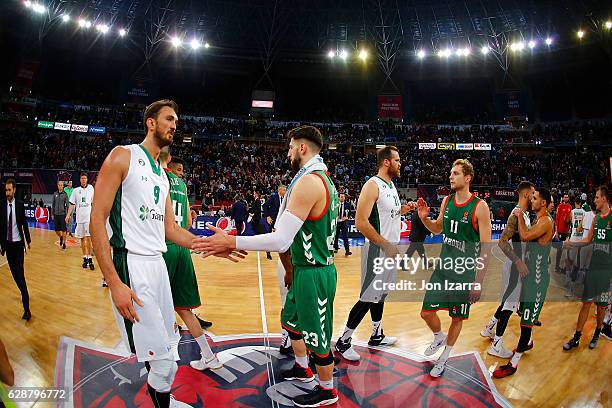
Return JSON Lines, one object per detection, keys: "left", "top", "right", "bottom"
{"left": 118, "top": 28, "right": 127, "bottom": 37}
{"left": 24, "top": 1, "right": 32, "bottom": 8}
{"left": 577, "top": 30, "right": 584, "bottom": 39}
{"left": 96, "top": 24, "right": 110, "bottom": 34}
{"left": 204, "top": 42, "right": 210, "bottom": 49}
{"left": 510, "top": 41, "right": 524, "bottom": 52}
{"left": 327, "top": 50, "right": 335, "bottom": 59}
{"left": 545, "top": 37, "right": 553, "bottom": 46}
{"left": 339, "top": 49, "right": 348, "bottom": 60}
{"left": 528, "top": 40, "right": 536, "bottom": 49}
{"left": 61, "top": 14, "right": 70, "bottom": 22}
{"left": 438, "top": 48, "right": 452, "bottom": 58}
{"left": 190, "top": 39, "right": 201, "bottom": 50}
{"left": 481, "top": 45, "right": 490, "bottom": 55}
{"left": 417, "top": 49, "right": 426, "bottom": 59}
{"left": 171, "top": 36, "right": 182, "bottom": 48}
{"left": 31, "top": 3, "right": 46, "bottom": 13}
{"left": 358, "top": 49, "right": 368, "bottom": 61}
{"left": 606, "top": 21, "right": 612, "bottom": 30}
{"left": 78, "top": 18, "right": 91, "bottom": 28}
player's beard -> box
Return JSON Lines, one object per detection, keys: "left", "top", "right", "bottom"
{"left": 390, "top": 164, "right": 400, "bottom": 178}
{"left": 290, "top": 156, "right": 301, "bottom": 173}
{"left": 154, "top": 126, "right": 173, "bottom": 148}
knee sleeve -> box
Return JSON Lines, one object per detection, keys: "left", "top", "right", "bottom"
{"left": 147, "top": 359, "right": 178, "bottom": 393}
{"left": 288, "top": 330, "right": 303, "bottom": 341}
{"left": 312, "top": 351, "right": 334, "bottom": 366}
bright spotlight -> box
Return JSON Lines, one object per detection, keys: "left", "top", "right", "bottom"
{"left": 31, "top": 3, "right": 46, "bottom": 13}
{"left": 438, "top": 49, "right": 451, "bottom": 58}
{"left": 171, "top": 36, "right": 182, "bottom": 47}
{"left": 190, "top": 39, "right": 201, "bottom": 50}
{"left": 204, "top": 42, "right": 210, "bottom": 49}
{"left": 96, "top": 24, "right": 110, "bottom": 34}
{"left": 118, "top": 28, "right": 127, "bottom": 37}
{"left": 359, "top": 49, "right": 368, "bottom": 61}
{"left": 545, "top": 37, "right": 553, "bottom": 46}
{"left": 463, "top": 48, "right": 471, "bottom": 56}
{"left": 417, "top": 49, "right": 426, "bottom": 59}
{"left": 339, "top": 50, "right": 348, "bottom": 60}
{"left": 577, "top": 30, "right": 584, "bottom": 39}
{"left": 606, "top": 21, "right": 612, "bottom": 30}
{"left": 24, "top": 1, "right": 31, "bottom": 8}
{"left": 78, "top": 18, "right": 91, "bottom": 28}
{"left": 61, "top": 14, "right": 70, "bottom": 22}
{"left": 327, "top": 50, "right": 335, "bottom": 59}
{"left": 510, "top": 41, "right": 524, "bottom": 52}
{"left": 481, "top": 45, "right": 490, "bottom": 55}
{"left": 528, "top": 40, "right": 536, "bottom": 49}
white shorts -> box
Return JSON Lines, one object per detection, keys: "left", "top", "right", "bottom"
{"left": 360, "top": 241, "right": 397, "bottom": 303}
{"left": 112, "top": 252, "right": 180, "bottom": 362}
{"left": 500, "top": 260, "right": 522, "bottom": 311}
{"left": 276, "top": 258, "right": 288, "bottom": 306}
{"left": 75, "top": 222, "right": 90, "bottom": 238}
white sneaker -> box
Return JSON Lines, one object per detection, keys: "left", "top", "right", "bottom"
{"left": 335, "top": 338, "right": 361, "bottom": 361}
{"left": 190, "top": 354, "right": 222, "bottom": 371}
{"left": 170, "top": 395, "right": 193, "bottom": 407}
{"left": 424, "top": 334, "right": 447, "bottom": 356}
{"left": 487, "top": 338, "right": 513, "bottom": 359}
{"left": 480, "top": 324, "right": 496, "bottom": 339}
{"left": 429, "top": 359, "right": 447, "bottom": 378}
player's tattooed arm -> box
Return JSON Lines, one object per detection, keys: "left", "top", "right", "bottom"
{"left": 498, "top": 214, "right": 520, "bottom": 262}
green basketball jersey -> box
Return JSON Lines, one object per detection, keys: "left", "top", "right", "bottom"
{"left": 165, "top": 169, "right": 189, "bottom": 245}
{"left": 290, "top": 171, "right": 339, "bottom": 267}
{"left": 582, "top": 203, "right": 591, "bottom": 212}
{"left": 592, "top": 211, "right": 611, "bottom": 260}
{"left": 438, "top": 193, "right": 482, "bottom": 276}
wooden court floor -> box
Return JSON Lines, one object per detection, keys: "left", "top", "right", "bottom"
{"left": 0, "top": 227, "right": 610, "bottom": 408}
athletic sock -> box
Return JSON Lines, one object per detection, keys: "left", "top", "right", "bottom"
{"left": 510, "top": 351, "right": 523, "bottom": 368}
{"left": 575, "top": 330, "right": 582, "bottom": 339}
{"left": 194, "top": 334, "right": 214, "bottom": 360}
{"left": 433, "top": 331, "right": 445, "bottom": 341}
{"left": 439, "top": 345, "right": 452, "bottom": 362}
{"left": 340, "top": 327, "right": 354, "bottom": 342}
{"left": 593, "top": 328, "right": 601, "bottom": 337}
{"left": 372, "top": 320, "right": 382, "bottom": 337}
{"left": 319, "top": 378, "right": 334, "bottom": 390}
{"left": 295, "top": 355, "right": 308, "bottom": 368}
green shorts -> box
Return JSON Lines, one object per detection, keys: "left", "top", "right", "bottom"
{"left": 582, "top": 256, "right": 611, "bottom": 307}
{"left": 421, "top": 270, "right": 473, "bottom": 319}
{"left": 281, "top": 264, "right": 337, "bottom": 356}
{"left": 519, "top": 260, "right": 550, "bottom": 327}
{"left": 163, "top": 244, "right": 201, "bottom": 309}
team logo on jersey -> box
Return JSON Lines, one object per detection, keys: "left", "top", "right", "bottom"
{"left": 139, "top": 205, "right": 164, "bottom": 222}
{"left": 138, "top": 158, "right": 145, "bottom": 166}
{"left": 55, "top": 333, "right": 511, "bottom": 408}
{"left": 461, "top": 211, "right": 469, "bottom": 223}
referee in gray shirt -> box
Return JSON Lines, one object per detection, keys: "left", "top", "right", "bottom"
{"left": 51, "top": 180, "right": 69, "bottom": 249}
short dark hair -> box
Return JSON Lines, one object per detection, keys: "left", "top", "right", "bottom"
{"left": 169, "top": 157, "right": 184, "bottom": 167}
{"left": 5, "top": 178, "right": 16, "bottom": 189}
{"left": 596, "top": 185, "right": 609, "bottom": 202}
{"left": 143, "top": 99, "right": 179, "bottom": 131}
{"left": 80, "top": 172, "right": 87, "bottom": 178}
{"left": 287, "top": 125, "right": 323, "bottom": 150}
{"left": 536, "top": 187, "right": 551, "bottom": 206}
{"left": 377, "top": 146, "right": 399, "bottom": 167}
{"left": 574, "top": 196, "right": 582, "bottom": 205}
{"left": 517, "top": 181, "right": 534, "bottom": 193}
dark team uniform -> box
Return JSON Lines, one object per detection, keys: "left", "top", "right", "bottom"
{"left": 583, "top": 211, "right": 612, "bottom": 306}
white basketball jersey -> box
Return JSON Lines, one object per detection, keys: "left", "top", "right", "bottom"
{"left": 570, "top": 208, "right": 585, "bottom": 241}
{"left": 367, "top": 176, "right": 401, "bottom": 244}
{"left": 109, "top": 144, "right": 169, "bottom": 256}
{"left": 582, "top": 210, "right": 595, "bottom": 233}
{"left": 70, "top": 184, "right": 94, "bottom": 224}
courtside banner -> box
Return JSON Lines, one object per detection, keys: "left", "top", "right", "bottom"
{"left": 419, "top": 143, "right": 436, "bottom": 150}
{"left": 437, "top": 143, "right": 455, "bottom": 150}
{"left": 54, "top": 122, "right": 71, "bottom": 131}
{"left": 37, "top": 121, "right": 54, "bottom": 129}
{"left": 89, "top": 126, "right": 106, "bottom": 134}
{"left": 456, "top": 143, "right": 474, "bottom": 150}
{"left": 474, "top": 143, "right": 492, "bottom": 150}
{"left": 377, "top": 95, "right": 403, "bottom": 119}
{"left": 71, "top": 124, "right": 88, "bottom": 132}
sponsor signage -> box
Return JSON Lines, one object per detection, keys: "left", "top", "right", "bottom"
{"left": 474, "top": 143, "right": 492, "bottom": 150}
{"left": 456, "top": 143, "right": 474, "bottom": 150}
{"left": 89, "top": 126, "right": 106, "bottom": 134}
{"left": 251, "top": 100, "right": 273, "bottom": 109}
{"left": 71, "top": 124, "right": 88, "bottom": 132}
{"left": 37, "top": 120, "right": 54, "bottom": 129}
{"left": 377, "top": 95, "right": 403, "bottom": 119}
{"left": 54, "top": 122, "right": 71, "bottom": 131}
{"left": 418, "top": 143, "right": 436, "bottom": 150}
{"left": 437, "top": 143, "right": 455, "bottom": 150}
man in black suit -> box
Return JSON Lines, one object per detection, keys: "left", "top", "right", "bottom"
{"left": 231, "top": 194, "right": 248, "bottom": 236}
{"left": 0, "top": 179, "right": 32, "bottom": 321}
{"left": 334, "top": 193, "right": 353, "bottom": 256}
{"left": 405, "top": 201, "right": 429, "bottom": 266}
{"left": 263, "top": 185, "right": 286, "bottom": 260}
{"left": 249, "top": 191, "right": 265, "bottom": 236}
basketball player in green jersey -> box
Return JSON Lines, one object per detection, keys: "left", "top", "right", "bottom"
{"left": 494, "top": 187, "right": 554, "bottom": 378}
{"left": 158, "top": 148, "right": 221, "bottom": 372}
{"left": 417, "top": 159, "right": 492, "bottom": 378}
{"left": 196, "top": 126, "right": 340, "bottom": 407}
{"left": 563, "top": 185, "right": 612, "bottom": 350}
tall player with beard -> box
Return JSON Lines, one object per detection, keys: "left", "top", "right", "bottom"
{"left": 90, "top": 100, "right": 234, "bottom": 408}
{"left": 417, "top": 159, "right": 492, "bottom": 378}
{"left": 198, "top": 126, "right": 340, "bottom": 407}
{"left": 335, "top": 146, "right": 415, "bottom": 361}
{"left": 481, "top": 181, "right": 534, "bottom": 358}
{"left": 494, "top": 187, "right": 553, "bottom": 378}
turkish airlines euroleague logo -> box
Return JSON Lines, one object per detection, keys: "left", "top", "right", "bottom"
{"left": 35, "top": 207, "right": 49, "bottom": 223}
{"left": 215, "top": 217, "right": 245, "bottom": 235}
